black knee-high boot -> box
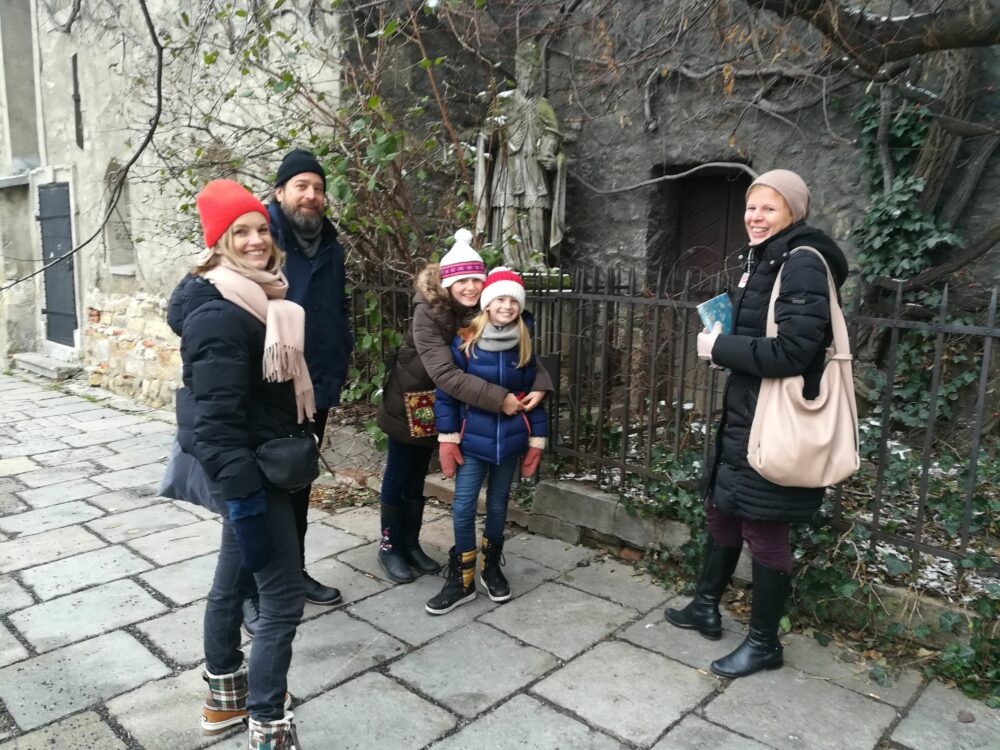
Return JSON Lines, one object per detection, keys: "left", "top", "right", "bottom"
{"left": 399, "top": 496, "right": 441, "bottom": 574}
{"left": 664, "top": 537, "right": 741, "bottom": 640}
{"left": 710, "top": 559, "right": 789, "bottom": 678}
{"left": 378, "top": 503, "right": 414, "bottom": 583}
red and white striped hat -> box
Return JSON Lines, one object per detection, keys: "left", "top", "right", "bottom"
{"left": 480, "top": 267, "right": 526, "bottom": 310}
{"left": 439, "top": 229, "right": 486, "bottom": 288}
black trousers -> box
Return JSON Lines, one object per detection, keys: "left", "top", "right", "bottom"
{"left": 290, "top": 407, "right": 329, "bottom": 571}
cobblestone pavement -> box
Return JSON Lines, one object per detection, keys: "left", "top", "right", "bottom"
{"left": 1, "top": 373, "right": 998, "bottom": 749}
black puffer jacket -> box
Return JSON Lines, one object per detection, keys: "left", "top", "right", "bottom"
{"left": 168, "top": 274, "right": 299, "bottom": 500}
{"left": 707, "top": 222, "right": 850, "bottom": 522}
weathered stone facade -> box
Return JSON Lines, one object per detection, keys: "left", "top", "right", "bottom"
{"left": 82, "top": 291, "right": 179, "bottom": 409}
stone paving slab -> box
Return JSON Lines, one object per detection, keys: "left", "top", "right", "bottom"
{"left": 61, "top": 428, "right": 131, "bottom": 448}
{"left": 286, "top": 610, "right": 407, "bottom": 697}
{"left": 86, "top": 502, "right": 203, "bottom": 543}
{"left": 891, "top": 680, "right": 1000, "bottom": 750}
{"left": 95, "top": 443, "right": 171, "bottom": 471}
{"left": 0, "top": 499, "right": 106, "bottom": 536}
{"left": 0, "top": 575, "right": 33, "bottom": 614}
{"left": 136, "top": 600, "right": 207, "bottom": 666}
{"left": 107, "top": 666, "right": 220, "bottom": 750}
{"left": 618, "top": 607, "right": 744, "bottom": 671}
{"left": 558, "top": 558, "right": 672, "bottom": 612}
{"left": 504, "top": 531, "right": 598, "bottom": 571}
{"left": 322, "top": 505, "right": 381, "bottom": 541}
{"left": 30, "top": 444, "right": 115, "bottom": 468}
{"left": 0, "top": 631, "right": 169, "bottom": 731}
{"left": 782, "top": 631, "right": 923, "bottom": 707}
{"left": 301, "top": 523, "right": 369, "bottom": 564}
{"left": 0, "top": 622, "right": 29, "bottom": 667}
{"left": 390, "top": 622, "right": 558, "bottom": 717}
{"left": 233, "top": 672, "right": 456, "bottom": 750}
{"left": 140, "top": 552, "right": 219, "bottom": 605}
{"left": 0, "top": 524, "right": 106, "bottom": 574}
{"left": 533, "top": 640, "right": 719, "bottom": 746}
{"left": 0, "top": 456, "right": 38, "bottom": 476}
{"left": 0, "top": 437, "right": 72, "bottom": 459}
{"left": 480, "top": 581, "right": 638, "bottom": 660}
{"left": 299, "top": 555, "right": 389, "bottom": 611}
{"left": 86, "top": 489, "right": 161, "bottom": 513}
{"left": 9, "top": 578, "right": 168, "bottom": 652}
{"left": 0, "top": 711, "right": 127, "bottom": 750}
{"left": 125, "top": 518, "right": 221, "bottom": 565}
{"left": 348, "top": 573, "right": 498, "bottom": 646}
{"left": 103, "top": 433, "right": 173, "bottom": 453}
{"left": 20, "top": 544, "right": 153, "bottom": 600}
{"left": 92, "top": 462, "right": 168, "bottom": 491}
{"left": 15, "top": 477, "right": 109, "bottom": 508}
{"left": 433, "top": 693, "right": 626, "bottom": 750}
{"left": 704, "top": 664, "right": 899, "bottom": 750}
{"left": 654, "top": 715, "right": 772, "bottom": 750}
{"left": 0, "top": 492, "right": 25, "bottom": 514}
{"left": 16, "top": 461, "right": 100, "bottom": 489}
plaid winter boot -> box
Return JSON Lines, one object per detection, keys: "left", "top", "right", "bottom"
{"left": 201, "top": 666, "right": 249, "bottom": 735}
{"left": 248, "top": 711, "right": 301, "bottom": 749}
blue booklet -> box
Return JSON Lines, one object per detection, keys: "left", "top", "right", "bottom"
{"left": 696, "top": 293, "right": 733, "bottom": 334}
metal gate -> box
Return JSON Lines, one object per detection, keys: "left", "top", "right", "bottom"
{"left": 38, "top": 182, "right": 78, "bottom": 346}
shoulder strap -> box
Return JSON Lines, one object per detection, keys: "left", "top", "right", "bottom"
{"left": 766, "top": 246, "right": 852, "bottom": 359}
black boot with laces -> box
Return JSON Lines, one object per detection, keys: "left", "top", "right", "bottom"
{"left": 479, "top": 537, "right": 511, "bottom": 602}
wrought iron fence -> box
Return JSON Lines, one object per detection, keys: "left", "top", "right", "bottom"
{"left": 351, "top": 268, "right": 999, "bottom": 575}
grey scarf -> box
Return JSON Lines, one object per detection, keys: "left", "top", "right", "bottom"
{"left": 292, "top": 226, "right": 322, "bottom": 260}
{"left": 476, "top": 323, "right": 520, "bottom": 352}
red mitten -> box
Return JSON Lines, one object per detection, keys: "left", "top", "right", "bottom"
{"left": 439, "top": 443, "right": 464, "bottom": 478}
{"left": 521, "top": 447, "right": 543, "bottom": 478}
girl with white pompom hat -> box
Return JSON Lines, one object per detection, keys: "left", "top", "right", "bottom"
{"left": 374, "top": 230, "right": 553, "bottom": 584}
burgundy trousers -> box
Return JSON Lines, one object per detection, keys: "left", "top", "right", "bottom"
{"left": 705, "top": 496, "right": 793, "bottom": 573}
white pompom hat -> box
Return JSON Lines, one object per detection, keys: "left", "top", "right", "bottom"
{"left": 480, "top": 267, "right": 526, "bottom": 310}
{"left": 439, "top": 228, "right": 486, "bottom": 288}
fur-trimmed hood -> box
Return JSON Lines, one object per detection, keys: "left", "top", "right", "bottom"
{"left": 414, "top": 263, "right": 452, "bottom": 311}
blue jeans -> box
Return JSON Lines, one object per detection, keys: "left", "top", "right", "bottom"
{"left": 451, "top": 454, "right": 519, "bottom": 553}
{"left": 380, "top": 437, "right": 433, "bottom": 508}
{"left": 204, "top": 490, "right": 305, "bottom": 721}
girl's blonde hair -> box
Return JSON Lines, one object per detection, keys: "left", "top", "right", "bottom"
{"left": 460, "top": 310, "right": 533, "bottom": 367}
{"left": 192, "top": 221, "right": 285, "bottom": 276}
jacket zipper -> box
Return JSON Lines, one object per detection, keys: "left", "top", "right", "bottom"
{"left": 496, "top": 349, "right": 504, "bottom": 464}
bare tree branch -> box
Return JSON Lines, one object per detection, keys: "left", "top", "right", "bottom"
{"left": 749, "top": 0, "right": 1000, "bottom": 68}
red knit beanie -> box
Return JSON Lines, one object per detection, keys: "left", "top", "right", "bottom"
{"left": 196, "top": 179, "right": 268, "bottom": 248}
{"left": 480, "top": 267, "right": 526, "bottom": 309}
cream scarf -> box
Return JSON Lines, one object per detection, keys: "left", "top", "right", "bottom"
{"left": 204, "top": 260, "right": 316, "bottom": 423}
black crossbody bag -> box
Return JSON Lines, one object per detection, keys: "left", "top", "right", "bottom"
{"left": 254, "top": 430, "right": 320, "bottom": 491}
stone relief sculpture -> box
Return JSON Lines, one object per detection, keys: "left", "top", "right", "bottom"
{"left": 474, "top": 40, "right": 566, "bottom": 271}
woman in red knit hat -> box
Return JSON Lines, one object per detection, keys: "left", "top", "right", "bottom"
{"left": 166, "top": 178, "right": 306, "bottom": 748}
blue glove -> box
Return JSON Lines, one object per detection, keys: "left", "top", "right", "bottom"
{"left": 226, "top": 489, "right": 271, "bottom": 573}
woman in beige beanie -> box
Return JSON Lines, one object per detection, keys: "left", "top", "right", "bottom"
{"left": 666, "top": 169, "right": 850, "bottom": 679}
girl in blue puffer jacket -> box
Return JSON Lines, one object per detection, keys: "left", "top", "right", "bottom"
{"left": 426, "top": 268, "right": 547, "bottom": 615}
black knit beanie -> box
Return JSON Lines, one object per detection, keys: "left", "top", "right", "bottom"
{"left": 275, "top": 148, "right": 326, "bottom": 189}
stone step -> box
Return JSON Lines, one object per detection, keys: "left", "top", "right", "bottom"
{"left": 13, "top": 352, "right": 82, "bottom": 381}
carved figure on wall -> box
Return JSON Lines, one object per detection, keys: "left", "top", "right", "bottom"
{"left": 474, "top": 40, "right": 566, "bottom": 271}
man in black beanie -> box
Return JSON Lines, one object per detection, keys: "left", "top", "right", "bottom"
{"left": 242, "top": 148, "right": 354, "bottom": 636}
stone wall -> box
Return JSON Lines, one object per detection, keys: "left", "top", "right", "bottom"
{"left": 82, "top": 291, "right": 179, "bottom": 409}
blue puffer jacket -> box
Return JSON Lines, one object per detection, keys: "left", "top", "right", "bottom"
{"left": 268, "top": 203, "right": 354, "bottom": 410}
{"left": 435, "top": 329, "right": 548, "bottom": 465}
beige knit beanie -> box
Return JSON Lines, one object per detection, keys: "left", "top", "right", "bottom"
{"left": 747, "top": 169, "right": 811, "bottom": 222}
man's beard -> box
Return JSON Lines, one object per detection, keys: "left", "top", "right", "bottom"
{"left": 283, "top": 202, "right": 324, "bottom": 234}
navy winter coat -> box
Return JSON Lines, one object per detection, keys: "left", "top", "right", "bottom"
{"left": 435, "top": 328, "right": 548, "bottom": 465}
{"left": 167, "top": 274, "right": 300, "bottom": 500}
{"left": 268, "top": 203, "right": 354, "bottom": 410}
{"left": 706, "top": 222, "right": 850, "bottom": 523}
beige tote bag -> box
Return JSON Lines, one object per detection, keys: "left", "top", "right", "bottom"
{"left": 746, "top": 247, "right": 860, "bottom": 488}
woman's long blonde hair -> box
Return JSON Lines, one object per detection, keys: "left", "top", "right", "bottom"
{"left": 191, "top": 223, "right": 285, "bottom": 276}
{"left": 459, "top": 310, "right": 533, "bottom": 368}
